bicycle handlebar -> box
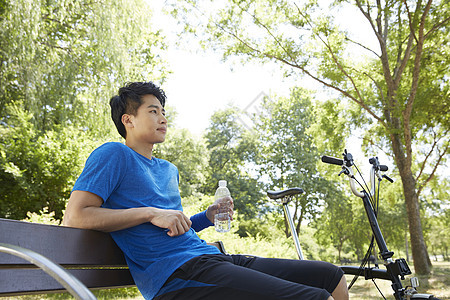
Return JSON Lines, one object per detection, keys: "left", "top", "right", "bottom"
{"left": 321, "top": 150, "right": 392, "bottom": 198}
{"left": 321, "top": 155, "right": 343, "bottom": 166}
{"left": 369, "top": 157, "right": 388, "bottom": 171}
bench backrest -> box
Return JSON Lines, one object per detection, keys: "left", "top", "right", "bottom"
{"left": 0, "top": 218, "right": 134, "bottom": 296}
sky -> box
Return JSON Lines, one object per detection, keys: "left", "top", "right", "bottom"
{"left": 147, "top": 1, "right": 396, "bottom": 172}
{"left": 148, "top": 1, "right": 378, "bottom": 138}
{"left": 149, "top": 1, "right": 315, "bottom": 136}
{"left": 160, "top": 48, "right": 295, "bottom": 135}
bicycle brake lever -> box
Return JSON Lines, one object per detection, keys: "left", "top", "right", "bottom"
{"left": 343, "top": 150, "right": 354, "bottom": 167}
{"left": 338, "top": 166, "right": 350, "bottom": 177}
{"left": 382, "top": 174, "right": 394, "bottom": 183}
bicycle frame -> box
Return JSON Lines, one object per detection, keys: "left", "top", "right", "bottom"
{"left": 271, "top": 151, "right": 437, "bottom": 299}
{"left": 343, "top": 163, "right": 394, "bottom": 261}
{"left": 280, "top": 196, "right": 305, "bottom": 260}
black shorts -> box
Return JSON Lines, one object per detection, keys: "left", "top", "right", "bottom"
{"left": 154, "top": 254, "right": 343, "bottom": 300}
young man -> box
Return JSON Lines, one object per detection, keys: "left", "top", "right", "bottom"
{"left": 63, "top": 81, "right": 348, "bottom": 300}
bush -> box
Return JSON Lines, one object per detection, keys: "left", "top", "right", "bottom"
{"left": 183, "top": 194, "right": 339, "bottom": 261}
{"left": 0, "top": 103, "right": 103, "bottom": 220}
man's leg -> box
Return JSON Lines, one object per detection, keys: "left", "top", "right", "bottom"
{"left": 331, "top": 275, "right": 349, "bottom": 300}
{"left": 155, "top": 254, "right": 341, "bottom": 300}
{"left": 246, "top": 255, "right": 347, "bottom": 299}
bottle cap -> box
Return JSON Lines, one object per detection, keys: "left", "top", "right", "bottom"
{"left": 218, "top": 180, "right": 227, "bottom": 187}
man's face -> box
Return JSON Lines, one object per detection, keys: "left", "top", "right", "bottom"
{"left": 125, "top": 94, "right": 167, "bottom": 145}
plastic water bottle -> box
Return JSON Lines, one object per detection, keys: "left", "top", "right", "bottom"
{"left": 214, "top": 180, "right": 231, "bottom": 233}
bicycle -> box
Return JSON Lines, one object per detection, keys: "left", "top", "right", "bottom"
{"left": 267, "top": 150, "right": 441, "bottom": 300}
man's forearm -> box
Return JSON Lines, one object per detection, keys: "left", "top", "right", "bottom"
{"left": 64, "top": 191, "right": 192, "bottom": 236}
{"left": 63, "top": 205, "right": 153, "bottom": 232}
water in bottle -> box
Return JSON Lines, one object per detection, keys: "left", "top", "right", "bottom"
{"left": 214, "top": 180, "right": 231, "bottom": 233}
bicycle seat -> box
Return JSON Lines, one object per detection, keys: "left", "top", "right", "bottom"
{"left": 267, "top": 188, "right": 304, "bottom": 200}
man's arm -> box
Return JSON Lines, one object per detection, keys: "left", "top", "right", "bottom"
{"left": 63, "top": 190, "right": 192, "bottom": 236}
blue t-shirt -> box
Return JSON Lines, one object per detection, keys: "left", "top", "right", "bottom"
{"left": 72, "top": 142, "right": 220, "bottom": 299}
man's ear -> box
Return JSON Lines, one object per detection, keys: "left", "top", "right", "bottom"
{"left": 121, "top": 114, "right": 134, "bottom": 129}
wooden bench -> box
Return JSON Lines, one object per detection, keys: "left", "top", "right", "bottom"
{"left": 0, "top": 218, "right": 226, "bottom": 299}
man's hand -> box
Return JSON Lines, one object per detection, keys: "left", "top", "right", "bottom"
{"left": 150, "top": 208, "right": 192, "bottom": 237}
{"left": 206, "top": 196, "right": 234, "bottom": 223}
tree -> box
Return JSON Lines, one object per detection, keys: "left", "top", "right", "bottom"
{"left": 1, "top": 0, "right": 167, "bottom": 134}
{"left": 203, "top": 106, "right": 265, "bottom": 221}
{"left": 313, "top": 189, "right": 354, "bottom": 262}
{"left": 173, "top": 0, "right": 449, "bottom": 274}
{"left": 0, "top": 0, "right": 168, "bottom": 219}
{"left": 254, "top": 88, "right": 340, "bottom": 236}
{"left": 422, "top": 176, "right": 450, "bottom": 261}
{"left": 0, "top": 104, "right": 98, "bottom": 219}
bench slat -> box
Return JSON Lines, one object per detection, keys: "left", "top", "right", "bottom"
{"left": 0, "top": 268, "right": 135, "bottom": 296}
{"left": 0, "top": 218, "right": 227, "bottom": 297}
{"left": 0, "top": 218, "right": 126, "bottom": 266}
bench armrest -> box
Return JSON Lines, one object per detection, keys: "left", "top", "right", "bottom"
{"left": 0, "top": 243, "right": 96, "bottom": 300}
{"left": 207, "top": 241, "right": 227, "bottom": 254}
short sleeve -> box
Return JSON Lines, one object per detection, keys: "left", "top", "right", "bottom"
{"left": 72, "top": 143, "right": 128, "bottom": 202}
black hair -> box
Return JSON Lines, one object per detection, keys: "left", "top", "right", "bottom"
{"left": 109, "top": 81, "right": 166, "bottom": 139}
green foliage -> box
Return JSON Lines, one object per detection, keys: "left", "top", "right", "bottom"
{"left": 91, "top": 287, "right": 142, "bottom": 300}
{"left": 0, "top": 103, "right": 100, "bottom": 219}
{"left": 308, "top": 98, "right": 348, "bottom": 157}
{"left": 0, "top": 0, "right": 167, "bottom": 135}
{"left": 314, "top": 175, "right": 411, "bottom": 262}
{"left": 254, "top": 88, "right": 341, "bottom": 233}
{"left": 422, "top": 176, "right": 450, "bottom": 261}
{"left": 313, "top": 189, "right": 354, "bottom": 261}
{"left": 6, "top": 287, "right": 143, "bottom": 300}
{"left": 22, "top": 207, "right": 61, "bottom": 226}
{"left": 376, "top": 177, "right": 409, "bottom": 253}
{"left": 427, "top": 209, "right": 450, "bottom": 261}
{"left": 182, "top": 194, "right": 336, "bottom": 261}
{"left": 0, "top": 0, "right": 169, "bottom": 219}
{"left": 203, "top": 106, "right": 265, "bottom": 220}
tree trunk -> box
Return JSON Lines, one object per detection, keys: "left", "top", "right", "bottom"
{"left": 391, "top": 136, "right": 431, "bottom": 275}
{"left": 402, "top": 173, "right": 431, "bottom": 274}
{"left": 405, "top": 227, "right": 409, "bottom": 262}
